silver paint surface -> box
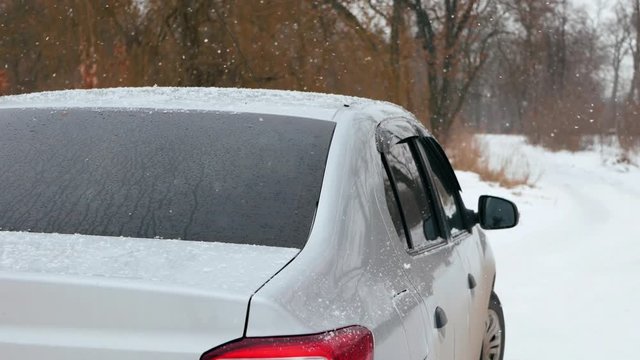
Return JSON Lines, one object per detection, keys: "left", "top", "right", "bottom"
{"left": 0, "top": 88, "right": 500, "bottom": 360}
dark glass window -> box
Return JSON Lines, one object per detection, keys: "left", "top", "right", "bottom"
{"left": 0, "top": 109, "right": 335, "bottom": 249}
{"left": 384, "top": 141, "right": 441, "bottom": 249}
{"left": 417, "top": 141, "right": 466, "bottom": 236}
{"left": 382, "top": 167, "right": 406, "bottom": 242}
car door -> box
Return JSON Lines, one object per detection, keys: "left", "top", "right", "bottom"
{"left": 377, "top": 119, "right": 469, "bottom": 360}
{"left": 381, "top": 151, "right": 433, "bottom": 360}
{"left": 419, "top": 137, "right": 491, "bottom": 359}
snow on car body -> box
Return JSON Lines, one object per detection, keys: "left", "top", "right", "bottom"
{"left": 0, "top": 88, "right": 517, "bottom": 360}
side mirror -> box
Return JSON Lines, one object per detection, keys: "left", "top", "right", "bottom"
{"left": 478, "top": 195, "right": 519, "bottom": 230}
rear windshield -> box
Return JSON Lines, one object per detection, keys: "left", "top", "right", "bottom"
{"left": 0, "top": 108, "right": 335, "bottom": 249}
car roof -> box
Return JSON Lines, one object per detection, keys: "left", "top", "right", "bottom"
{"left": 0, "top": 87, "right": 412, "bottom": 123}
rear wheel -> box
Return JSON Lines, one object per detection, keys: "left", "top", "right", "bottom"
{"left": 481, "top": 292, "right": 505, "bottom": 360}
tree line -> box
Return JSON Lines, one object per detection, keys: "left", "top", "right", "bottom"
{"left": 0, "top": 0, "right": 638, "bottom": 149}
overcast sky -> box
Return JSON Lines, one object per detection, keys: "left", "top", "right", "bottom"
{"left": 570, "top": 0, "right": 633, "bottom": 86}
{"left": 571, "top": 0, "right": 613, "bottom": 17}
{"left": 572, "top": 0, "right": 602, "bottom": 9}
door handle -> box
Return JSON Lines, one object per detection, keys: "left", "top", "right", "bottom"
{"left": 468, "top": 273, "right": 477, "bottom": 290}
{"left": 435, "top": 307, "right": 448, "bottom": 329}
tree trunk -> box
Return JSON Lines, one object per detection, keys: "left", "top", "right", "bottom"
{"left": 390, "top": 0, "right": 404, "bottom": 104}
{"left": 629, "top": 0, "right": 640, "bottom": 103}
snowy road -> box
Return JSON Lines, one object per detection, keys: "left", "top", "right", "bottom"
{"left": 458, "top": 136, "right": 640, "bottom": 360}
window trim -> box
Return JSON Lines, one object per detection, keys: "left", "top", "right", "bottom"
{"left": 380, "top": 152, "right": 412, "bottom": 249}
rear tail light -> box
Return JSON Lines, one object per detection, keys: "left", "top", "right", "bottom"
{"left": 201, "top": 325, "right": 374, "bottom": 360}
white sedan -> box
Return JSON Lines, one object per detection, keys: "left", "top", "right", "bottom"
{"left": 0, "top": 88, "right": 518, "bottom": 360}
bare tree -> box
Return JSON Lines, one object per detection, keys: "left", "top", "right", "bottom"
{"left": 628, "top": 0, "right": 640, "bottom": 104}
{"left": 408, "top": 0, "right": 504, "bottom": 139}
{"left": 607, "top": 4, "right": 632, "bottom": 134}
{"left": 0, "top": 0, "right": 631, "bottom": 151}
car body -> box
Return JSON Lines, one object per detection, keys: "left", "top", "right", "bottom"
{"left": 0, "top": 88, "right": 517, "bottom": 360}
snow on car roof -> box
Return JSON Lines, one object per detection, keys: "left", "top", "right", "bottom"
{"left": 0, "top": 87, "right": 396, "bottom": 121}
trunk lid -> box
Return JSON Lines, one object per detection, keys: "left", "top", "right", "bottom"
{"left": 0, "top": 231, "right": 298, "bottom": 360}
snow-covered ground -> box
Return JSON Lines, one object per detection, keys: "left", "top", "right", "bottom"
{"left": 457, "top": 135, "right": 640, "bottom": 360}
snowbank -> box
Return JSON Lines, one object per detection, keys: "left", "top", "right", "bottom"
{"left": 458, "top": 135, "right": 640, "bottom": 360}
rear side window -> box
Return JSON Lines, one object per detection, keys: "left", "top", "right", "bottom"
{"left": 384, "top": 141, "right": 442, "bottom": 249}
{"left": 0, "top": 109, "right": 335, "bottom": 249}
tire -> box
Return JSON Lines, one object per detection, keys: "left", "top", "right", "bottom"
{"left": 481, "top": 292, "right": 505, "bottom": 360}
